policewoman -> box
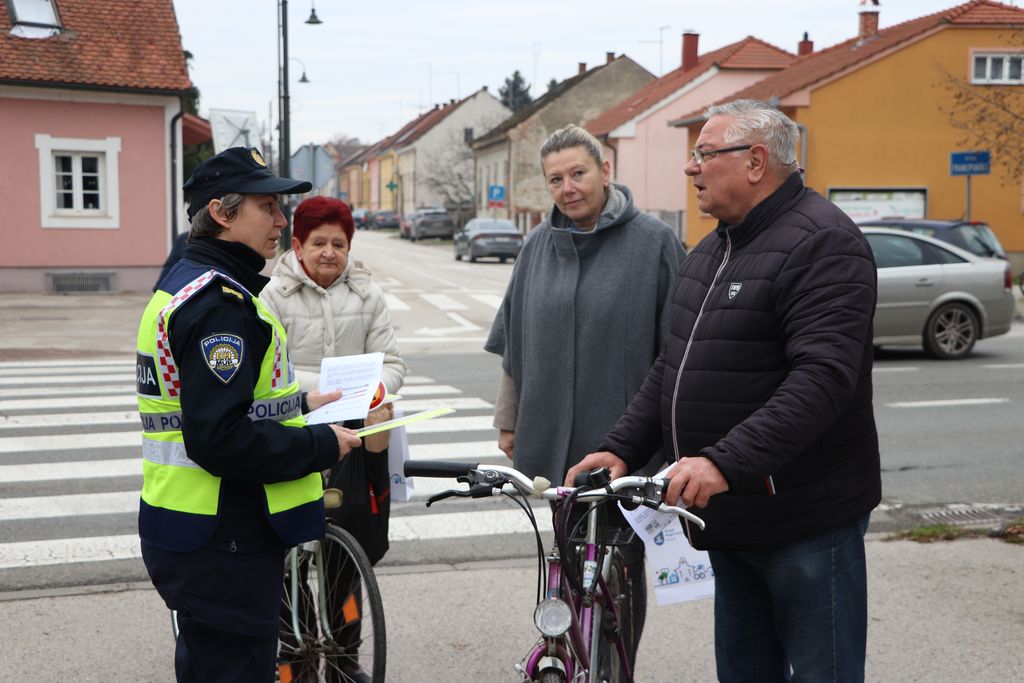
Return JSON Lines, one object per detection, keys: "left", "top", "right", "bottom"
{"left": 136, "top": 147, "right": 362, "bottom": 682}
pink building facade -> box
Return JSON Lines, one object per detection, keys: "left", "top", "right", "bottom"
{"left": 0, "top": 0, "right": 192, "bottom": 292}
{"left": 1, "top": 90, "right": 185, "bottom": 291}
{"left": 587, "top": 35, "right": 798, "bottom": 246}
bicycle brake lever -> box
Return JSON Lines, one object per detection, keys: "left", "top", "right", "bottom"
{"left": 426, "top": 488, "right": 473, "bottom": 507}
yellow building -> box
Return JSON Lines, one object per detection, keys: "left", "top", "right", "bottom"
{"left": 378, "top": 151, "right": 398, "bottom": 212}
{"left": 674, "top": 1, "right": 1024, "bottom": 266}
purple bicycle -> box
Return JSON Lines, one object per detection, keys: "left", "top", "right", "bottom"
{"left": 404, "top": 461, "right": 705, "bottom": 682}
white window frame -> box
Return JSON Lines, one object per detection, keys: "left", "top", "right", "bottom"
{"left": 970, "top": 51, "right": 1024, "bottom": 85}
{"left": 35, "top": 134, "right": 121, "bottom": 229}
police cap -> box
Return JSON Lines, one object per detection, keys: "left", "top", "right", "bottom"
{"left": 183, "top": 147, "right": 312, "bottom": 220}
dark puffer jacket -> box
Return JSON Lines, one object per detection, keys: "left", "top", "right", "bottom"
{"left": 601, "top": 173, "right": 881, "bottom": 550}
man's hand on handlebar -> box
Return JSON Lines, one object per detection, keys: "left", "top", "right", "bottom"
{"left": 664, "top": 456, "right": 729, "bottom": 508}
{"left": 564, "top": 451, "right": 628, "bottom": 487}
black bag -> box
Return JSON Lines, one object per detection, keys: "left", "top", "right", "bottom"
{"left": 325, "top": 445, "right": 391, "bottom": 565}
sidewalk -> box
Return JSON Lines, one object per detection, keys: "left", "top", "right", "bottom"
{"left": 0, "top": 535, "right": 1020, "bottom": 681}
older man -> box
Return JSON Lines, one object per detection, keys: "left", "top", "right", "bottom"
{"left": 568, "top": 100, "right": 880, "bottom": 682}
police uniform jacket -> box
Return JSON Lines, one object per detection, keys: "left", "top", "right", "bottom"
{"left": 147, "top": 237, "right": 340, "bottom": 548}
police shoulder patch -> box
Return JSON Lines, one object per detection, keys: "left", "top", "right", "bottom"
{"left": 221, "top": 285, "right": 244, "bottom": 301}
{"left": 200, "top": 333, "right": 244, "bottom": 384}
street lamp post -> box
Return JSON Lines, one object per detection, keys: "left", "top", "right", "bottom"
{"left": 278, "top": 0, "right": 321, "bottom": 247}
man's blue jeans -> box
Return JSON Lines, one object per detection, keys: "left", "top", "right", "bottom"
{"left": 708, "top": 513, "right": 870, "bottom": 683}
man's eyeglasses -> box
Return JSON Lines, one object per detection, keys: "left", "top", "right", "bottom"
{"left": 689, "top": 145, "right": 753, "bottom": 164}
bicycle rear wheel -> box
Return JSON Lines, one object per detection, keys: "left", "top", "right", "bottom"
{"left": 279, "top": 526, "right": 387, "bottom": 682}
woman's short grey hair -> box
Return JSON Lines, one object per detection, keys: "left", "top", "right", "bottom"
{"left": 539, "top": 124, "right": 604, "bottom": 169}
{"left": 188, "top": 193, "right": 245, "bottom": 239}
{"left": 703, "top": 100, "right": 799, "bottom": 174}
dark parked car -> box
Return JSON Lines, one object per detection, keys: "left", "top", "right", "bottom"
{"left": 370, "top": 209, "right": 400, "bottom": 229}
{"left": 454, "top": 218, "right": 523, "bottom": 263}
{"left": 409, "top": 208, "right": 455, "bottom": 241}
{"left": 861, "top": 227, "right": 1015, "bottom": 359}
{"left": 859, "top": 218, "right": 1007, "bottom": 260}
{"left": 352, "top": 209, "right": 370, "bottom": 230}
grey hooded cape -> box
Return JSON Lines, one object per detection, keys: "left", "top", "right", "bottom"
{"left": 484, "top": 183, "right": 685, "bottom": 483}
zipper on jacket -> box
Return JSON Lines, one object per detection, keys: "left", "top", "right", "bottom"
{"left": 670, "top": 230, "right": 731, "bottom": 542}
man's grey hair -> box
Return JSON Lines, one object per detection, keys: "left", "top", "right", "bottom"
{"left": 188, "top": 193, "right": 245, "bottom": 239}
{"left": 704, "top": 100, "right": 799, "bottom": 174}
{"left": 539, "top": 124, "right": 604, "bottom": 169}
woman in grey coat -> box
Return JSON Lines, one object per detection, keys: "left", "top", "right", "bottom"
{"left": 485, "top": 124, "right": 685, "bottom": 670}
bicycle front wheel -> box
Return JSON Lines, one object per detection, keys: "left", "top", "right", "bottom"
{"left": 592, "top": 551, "right": 630, "bottom": 683}
{"left": 280, "top": 525, "right": 387, "bottom": 682}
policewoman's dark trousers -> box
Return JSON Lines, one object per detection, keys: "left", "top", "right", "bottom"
{"left": 142, "top": 540, "right": 287, "bottom": 683}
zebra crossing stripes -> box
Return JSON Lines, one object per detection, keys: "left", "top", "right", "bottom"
{"left": 0, "top": 359, "right": 507, "bottom": 580}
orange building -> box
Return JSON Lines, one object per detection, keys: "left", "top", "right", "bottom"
{"left": 673, "top": 0, "right": 1024, "bottom": 268}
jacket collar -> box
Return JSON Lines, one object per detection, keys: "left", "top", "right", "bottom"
{"left": 183, "top": 237, "right": 270, "bottom": 295}
{"left": 272, "top": 250, "right": 371, "bottom": 300}
{"left": 716, "top": 171, "right": 805, "bottom": 248}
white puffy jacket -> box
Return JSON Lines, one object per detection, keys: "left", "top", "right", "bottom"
{"left": 260, "top": 250, "right": 407, "bottom": 394}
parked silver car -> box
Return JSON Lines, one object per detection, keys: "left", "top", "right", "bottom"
{"left": 454, "top": 218, "right": 523, "bottom": 262}
{"left": 862, "top": 227, "right": 1015, "bottom": 359}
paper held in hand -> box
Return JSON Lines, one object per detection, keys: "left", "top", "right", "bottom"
{"left": 304, "top": 352, "right": 384, "bottom": 425}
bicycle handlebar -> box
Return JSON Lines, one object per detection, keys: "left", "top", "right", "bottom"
{"left": 404, "top": 460, "right": 706, "bottom": 530}
{"left": 403, "top": 460, "right": 476, "bottom": 478}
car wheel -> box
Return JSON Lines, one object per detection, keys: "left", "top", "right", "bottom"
{"left": 455, "top": 250, "right": 462, "bottom": 261}
{"left": 923, "top": 302, "right": 979, "bottom": 360}
{"left": 499, "top": 257, "right": 507, "bottom": 263}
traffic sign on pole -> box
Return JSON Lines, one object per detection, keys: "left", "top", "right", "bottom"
{"left": 950, "top": 151, "right": 990, "bottom": 176}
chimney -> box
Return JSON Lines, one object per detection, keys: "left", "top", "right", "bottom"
{"left": 859, "top": 5, "right": 880, "bottom": 41}
{"left": 606, "top": 51, "right": 615, "bottom": 64}
{"left": 578, "top": 62, "right": 587, "bottom": 75}
{"left": 682, "top": 32, "right": 699, "bottom": 71}
{"left": 798, "top": 31, "right": 814, "bottom": 56}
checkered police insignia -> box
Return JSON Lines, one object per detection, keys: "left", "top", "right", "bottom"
{"left": 728, "top": 282, "right": 743, "bottom": 300}
{"left": 201, "top": 333, "right": 244, "bottom": 384}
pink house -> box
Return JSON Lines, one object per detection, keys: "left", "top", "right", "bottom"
{"left": 0, "top": 0, "right": 192, "bottom": 292}
{"left": 586, "top": 34, "right": 800, "bottom": 245}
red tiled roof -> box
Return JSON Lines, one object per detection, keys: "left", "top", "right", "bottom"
{"left": 0, "top": 0, "right": 191, "bottom": 93}
{"left": 587, "top": 37, "right": 794, "bottom": 137}
{"left": 674, "top": 0, "right": 1024, "bottom": 122}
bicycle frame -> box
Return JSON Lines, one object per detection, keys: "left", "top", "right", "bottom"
{"left": 406, "top": 461, "right": 705, "bottom": 683}
{"left": 521, "top": 498, "right": 632, "bottom": 683}
{"left": 285, "top": 540, "right": 332, "bottom": 645}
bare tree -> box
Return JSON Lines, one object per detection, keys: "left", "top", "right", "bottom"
{"left": 418, "top": 116, "right": 506, "bottom": 227}
{"left": 935, "top": 42, "right": 1024, "bottom": 185}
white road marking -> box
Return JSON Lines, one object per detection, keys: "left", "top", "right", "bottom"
{"left": 419, "top": 293, "right": 467, "bottom": 311}
{"left": 0, "top": 431, "right": 140, "bottom": 454}
{"left": 0, "top": 490, "right": 138, "bottom": 521}
{"left": 0, "top": 384, "right": 134, "bottom": 399}
{"left": 0, "top": 412, "right": 138, "bottom": 429}
{"left": 398, "top": 397, "right": 492, "bottom": 412}
{"left": 980, "top": 363, "right": 1024, "bottom": 370}
{"left": 0, "top": 458, "right": 140, "bottom": 483}
{"left": 469, "top": 294, "right": 504, "bottom": 309}
{"left": 0, "top": 374, "right": 135, "bottom": 387}
{"left": 884, "top": 398, "right": 1010, "bottom": 408}
{"left": 383, "top": 293, "right": 410, "bottom": 311}
{"left": 396, "top": 384, "right": 462, "bottom": 396}
{"left": 405, "top": 415, "right": 494, "bottom": 434}
{"left": 0, "top": 441, "right": 501, "bottom": 482}
{"left": 0, "top": 395, "right": 137, "bottom": 411}
{"left": 0, "top": 505, "right": 551, "bottom": 568}
{"left": 0, "top": 360, "right": 131, "bottom": 369}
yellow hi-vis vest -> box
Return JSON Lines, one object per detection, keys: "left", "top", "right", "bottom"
{"left": 136, "top": 267, "right": 324, "bottom": 551}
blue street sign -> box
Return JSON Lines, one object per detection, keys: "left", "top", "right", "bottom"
{"left": 950, "top": 151, "right": 990, "bottom": 176}
{"left": 488, "top": 184, "right": 506, "bottom": 207}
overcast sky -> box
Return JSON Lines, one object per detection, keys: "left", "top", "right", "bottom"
{"left": 171, "top": 0, "right": 996, "bottom": 149}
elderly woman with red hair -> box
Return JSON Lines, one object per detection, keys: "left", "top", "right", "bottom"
{"left": 261, "top": 196, "right": 406, "bottom": 395}
{"left": 262, "top": 196, "right": 404, "bottom": 681}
